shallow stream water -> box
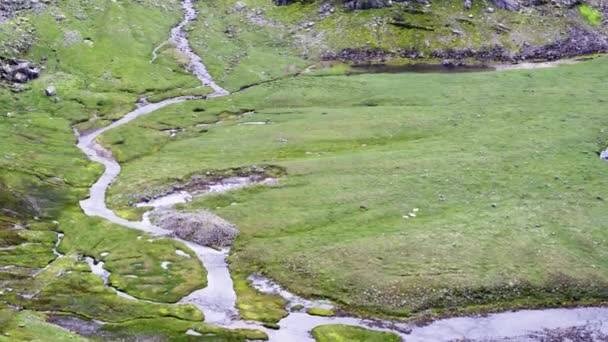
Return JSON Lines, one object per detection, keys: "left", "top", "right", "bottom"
{"left": 72, "top": 1, "right": 608, "bottom": 341}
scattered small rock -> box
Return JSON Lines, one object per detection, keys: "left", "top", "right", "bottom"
{"left": 45, "top": 86, "right": 56, "bottom": 96}
{"left": 235, "top": 2, "right": 247, "bottom": 11}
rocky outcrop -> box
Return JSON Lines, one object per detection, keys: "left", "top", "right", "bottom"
{"left": 518, "top": 28, "right": 608, "bottom": 60}
{"left": 0, "top": 0, "right": 54, "bottom": 22}
{"left": 321, "top": 27, "right": 608, "bottom": 64}
{"left": 320, "top": 47, "right": 395, "bottom": 63}
{"left": 275, "top": 0, "right": 412, "bottom": 11}
{"left": 0, "top": 58, "right": 41, "bottom": 83}
{"left": 275, "top": 0, "right": 525, "bottom": 11}
{"left": 152, "top": 209, "right": 239, "bottom": 247}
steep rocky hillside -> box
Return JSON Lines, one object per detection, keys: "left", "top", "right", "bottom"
{"left": 1, "top": 0, "right": 606, "bottom": 80}
{"left": 230, "top": 0, "right": 608, "bottom": 63}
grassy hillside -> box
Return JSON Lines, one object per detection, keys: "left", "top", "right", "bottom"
{"left": 185, "top": 0, "right": 606, "bottom": 70}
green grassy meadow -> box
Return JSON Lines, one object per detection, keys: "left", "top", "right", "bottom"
{"left": 2, "top": 0, "right": 608, "bottom": 339}
{"left": 105, "top": 56, "right": 608, "bottom": 319}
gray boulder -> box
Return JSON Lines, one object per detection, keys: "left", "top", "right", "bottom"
{"left": 45, "top": 86, "right": 56, "bottom": 96}
{"left": 152, "top": 209, "right": 239, "bottom": 247}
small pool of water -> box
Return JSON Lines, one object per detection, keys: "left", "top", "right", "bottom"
{"left": 350, "top": 63, "right": 494, "bottom": 74}
{"left": 348, "top": 58, "right": 581, "bottom": 74}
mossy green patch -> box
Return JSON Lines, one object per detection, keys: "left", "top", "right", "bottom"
{"left": 307, "top": 308, "right": 336, "bottom": 317}
{"left": 291, "top": 304, "right": 305, "bottom": 311}
{"left": 232, "top": 272, "right": 288, "bottom": 324}
{"left": 312, "top": 324, "right": 400, "bottom": 342}
{"left": 579, "top": 5, "right": 602, "bottom": 26}
{"left": 21, "top": 254, "right": 203, "bottom": 323}
{"left": 115, "top": 206, "right": 152, "bottom": 222}
{"left": 58, "top": 209, "right": 206, "bottom": 303}
{"left": 102, "top": 317, "right": 268, "bottom": 341}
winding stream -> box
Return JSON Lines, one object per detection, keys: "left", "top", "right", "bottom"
{"left": 71, "top": 1, "right": 608, "bottom": 341}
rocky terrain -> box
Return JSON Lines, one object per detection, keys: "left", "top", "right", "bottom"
{"left": 0, "top": 57, "right": 41, "bottom": 90}
{"left": 271, "top": 0, "right": 608, "bottom": 63}
{"left": 0, "top": 0, "right": 54, "bottom": 22}
{"left": 1, "top": 0, "right": 607, "bottom": 70}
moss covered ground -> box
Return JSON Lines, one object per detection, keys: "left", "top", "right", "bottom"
{"left": 311, "top": 324, "right": 401, "bottom": 342}
{"left": 101, "top": 317, "right": 268, "bottom": 341}
{"left": 0, "top": 0, "right": 262, "bottom": 339}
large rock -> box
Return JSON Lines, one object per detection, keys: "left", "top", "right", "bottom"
{"left": 0, "top": 58, "right": 41, "bottom": 83}
{"left": 152, "top": 209, "right": 239, "bottom": 247}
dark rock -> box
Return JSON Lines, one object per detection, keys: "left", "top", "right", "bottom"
{"left": 319, "top": 3, "right": 335, "bottom": 15}
{"left": 0, "top": 58, "right": 41, "bottom": 83}
{"left": 493, "top": 0, "right": 521, "bottom": 11}
{"left": 320, "top": 47, "right": 394, "bottom": 63}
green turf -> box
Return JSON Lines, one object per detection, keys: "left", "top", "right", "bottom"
{"left": 232, "top": 272, "right": 288, "bottom": 323}
{"left": 188, "top": 0, "right": 309, "bottom": 91}
{"left": 105, "top": 56, "right": 608, "bottom": 318}
{"left": 101, "top": 317, "right": 268, "bottom": 341}
{"left": 307, "top": 308, "right": 336, "bottom": 317}
{"left": 19, "top": 255, "right": 203, "bottom": 323}
{"left": 312, "top": 325, "right": 401, "bottom": 342}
